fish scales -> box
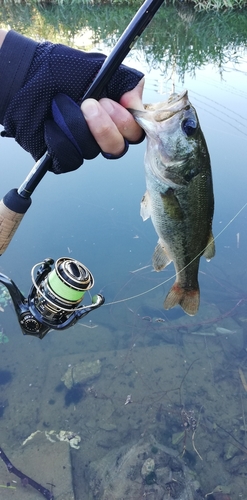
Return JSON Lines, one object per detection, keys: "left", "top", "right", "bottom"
{"left": 132, "top": 90, "right": 215, "bottom": 316}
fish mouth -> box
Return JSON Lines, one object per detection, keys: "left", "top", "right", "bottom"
{"left": 166, "top": 90, "right": 188, "bottom": 105}
{"left": 144, "top": 90, "right": 190, "bottom": 122}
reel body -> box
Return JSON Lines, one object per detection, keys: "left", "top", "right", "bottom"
{"left": 0, "top": 257, "right": 104, "bottom": 339}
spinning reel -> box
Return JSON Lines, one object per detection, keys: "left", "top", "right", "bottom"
{"left": 0, "top": 257, "right": 104, "bottom": 339}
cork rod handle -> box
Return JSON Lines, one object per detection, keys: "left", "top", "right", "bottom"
{"left": 0, "top": 190, "right": 32, "bottom": 255}
{"left": 0, "top": 0, "right": 164, "bottom": 255}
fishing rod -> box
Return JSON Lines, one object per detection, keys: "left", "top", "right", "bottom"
{"left": 0, "top": 0, "right": 164, "bottom": 256}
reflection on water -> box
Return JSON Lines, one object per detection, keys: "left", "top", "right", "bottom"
{"left": 0, "top": 4, "right": 247, "bottom": 499}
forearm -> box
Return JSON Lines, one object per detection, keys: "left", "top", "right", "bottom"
{"left": 0, "top": 30, "right": 39, "bottom": 125}
{"left": 0, "top": 29, "right": 8, "bottom": 48}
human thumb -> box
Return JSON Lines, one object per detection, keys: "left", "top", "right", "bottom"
{"left": 119, "top": 77, "right": 145, "bottom": 111}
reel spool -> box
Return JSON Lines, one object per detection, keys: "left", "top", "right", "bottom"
{"left": 32, "top": 257, "right": 95, "bottom": 320}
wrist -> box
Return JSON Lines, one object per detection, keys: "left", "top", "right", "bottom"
{"left": 0, "top": 30, "right": 38, "bottom": 125}
{"left": 0, "top": 29, "right": 8, "bottom": 48}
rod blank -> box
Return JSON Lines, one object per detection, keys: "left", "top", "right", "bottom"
{"left": 0, "top": 0, "right": 164, "bottom": 255}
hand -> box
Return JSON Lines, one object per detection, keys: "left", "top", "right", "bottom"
{"left": 0, "top": 30, "right": 145, "bottom": 173}
{"left": 81, "top": 78, "right": 145, "bottom": 157}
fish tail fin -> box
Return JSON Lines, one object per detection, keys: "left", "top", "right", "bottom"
{"left": 164, "top": 283, "right": 200, "bottom": 316}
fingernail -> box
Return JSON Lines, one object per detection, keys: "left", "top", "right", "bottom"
{"left": 100, "top": 99, "right": 114, "bottom": 114}
{"left": 81, "top": 99, "right": 99, "bottom": 118}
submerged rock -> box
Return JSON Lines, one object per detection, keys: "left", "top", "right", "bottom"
{"left": 85, "top": 435, "right": 203, "bottom": 499}
{"left": 141, "top": 457, "right": 155, "bottom": 478}
{"left": 61, "top": 359, "right": 101, "bottom": 389}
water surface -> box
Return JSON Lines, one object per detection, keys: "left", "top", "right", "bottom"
{"left": 0, "top": 4, "right": 247, "bottom": 499}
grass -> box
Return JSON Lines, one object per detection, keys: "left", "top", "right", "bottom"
{"left": 0, "top": 0, "right": 247, "bottom": 11}
{"left": 0, "top": 2, "right": 247, "bottom": 80}
{"left": 193, "top": 0, "right": 246, "bottom": 9}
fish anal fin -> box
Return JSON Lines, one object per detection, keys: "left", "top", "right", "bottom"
{"left": 140, "top": 191, "right": 151, "bottom": 221}
{"left": 203, "top": 231, "right": 215, "bottom": 261}
{"left": 152, "top": 240, "right": 172, "bottom": 271}
{"left": 164, "top": 283, "right": 200, "bottom": 316}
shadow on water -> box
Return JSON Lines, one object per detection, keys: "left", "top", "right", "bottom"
{"left": 0, "top": 3, "right": 247, "bottom": 499}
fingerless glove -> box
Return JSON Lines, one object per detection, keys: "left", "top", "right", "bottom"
{"left": 0, "top": 30, "right": 144, "bottom": 173}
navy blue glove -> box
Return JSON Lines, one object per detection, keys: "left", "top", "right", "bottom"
{"left": 0, "top": 30, "right": 144, "bottom": 174}
{"left": 45, "top": 94, "right": 129, "bottom": 173}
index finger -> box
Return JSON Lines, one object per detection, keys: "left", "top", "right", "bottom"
{"left": 99, "top": 98, "right": 143, "bottom": 143}
{"left": 81, "top": 99, "right": 126, "bottom": 156}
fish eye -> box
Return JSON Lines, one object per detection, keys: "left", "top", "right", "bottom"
{"left": 181, "top": 118, "right": 197, "bottom": 136}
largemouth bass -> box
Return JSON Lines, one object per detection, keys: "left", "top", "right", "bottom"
{"left": 132, "top": 90, "right": 215, "bottom": 316}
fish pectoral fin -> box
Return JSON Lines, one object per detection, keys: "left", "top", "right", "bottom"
{"left": 140, "top": 191, "right": 151, "bottom": 221}
{"left": 164, "top": 283, "right": 200, "bottom": 316}
{"left": 203, "top": 231, "right": 215, "bottom": 261}
{"left": 152, "top": 240, "right": 172, "bottom": 271}
{"left": 161, "top": 189, "right": 184, "bottom": 220}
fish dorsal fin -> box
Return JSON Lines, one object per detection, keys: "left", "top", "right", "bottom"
{"left": 203, "top": 231, "right": 215, "bottom": 261}
{"left": 140, "top": 191, "right": 151, "bottom": 221}
{"left": 152, "top": 240, "right": 172, "bottom": 271}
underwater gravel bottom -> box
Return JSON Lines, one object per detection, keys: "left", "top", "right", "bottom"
{"left": 0, "top": 299, "right": 246, "bottom": 498}
{"left": 35, "top": 319, "right": 247, "bottom": 499}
